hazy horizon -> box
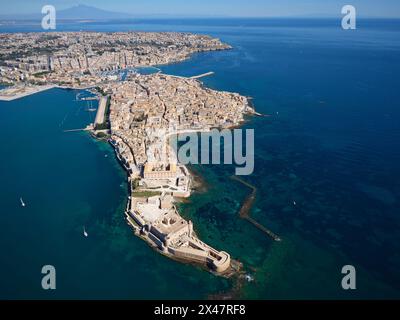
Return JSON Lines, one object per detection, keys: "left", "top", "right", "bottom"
{"left": 1, "top": 1, "right": 400, "bottom": 19}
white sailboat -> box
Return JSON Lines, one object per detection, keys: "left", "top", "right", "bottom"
{"left": 20, "top": 197, "right": 26, "bottom": 207}
{"left": 83, "top": 227, "right": 88, "bottom": 237}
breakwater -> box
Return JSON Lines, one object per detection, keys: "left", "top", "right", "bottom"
{"left": 231, "top": 176, "right": 281, "bottom": 242}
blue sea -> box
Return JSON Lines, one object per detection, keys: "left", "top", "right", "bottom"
{"left": 1, "top": 18, "right": 400, "bottom": 299}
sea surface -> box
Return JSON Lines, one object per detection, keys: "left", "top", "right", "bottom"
{"left": 1, "top": 18, "right": 400, "bottom": 299}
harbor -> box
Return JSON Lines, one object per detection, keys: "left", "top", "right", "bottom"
{"left": 0, "top": 29, "right": 256, "bottom": 277}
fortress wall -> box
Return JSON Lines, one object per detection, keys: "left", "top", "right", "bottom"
{"left": 148, "top": 232, "right": 164, "bottom": 249}
{"left": 168, "top": 247, "right": 208, "bottom": 264}
{"left": 128, "top": 211, "right": 146, "bottom": 227}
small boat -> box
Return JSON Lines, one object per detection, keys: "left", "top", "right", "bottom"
{"left": 20, "top": 197, "right": 25, "bottom": 207}
{"left": 293, "top": 201, "right": 297, "bottom": 206}
{"left": 83, "top": 227, "right": 88, "bottom": 237}
{"left": 244, "top": 274, "right": 254, "bottom": 282}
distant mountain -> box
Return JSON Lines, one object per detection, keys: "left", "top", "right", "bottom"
{"left": 0, "top": 4, "right": 134, "bottom": 21}
{"left": 57, "top": 4, "right": 134, "bottom": 20}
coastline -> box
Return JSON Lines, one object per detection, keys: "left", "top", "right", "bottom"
{"left": 0, "top": 84, "right": 96, "bottom": 101}
{"left": 0, "top": 84, "right": 57, "bottom": 101}
{"left": 98, "top": 72, "right": 256, "bottom": 277}
{"left": 1, "top": 30, "right": 255, "bottom": 279}
{"left": 1, "top": 18, "right": 400, "bottom": 301}
{"left": 107, "top": 128, "right": 245, "bottom": 277}
{"left": 1, "top": 72, "right": 256, "bottom": 278}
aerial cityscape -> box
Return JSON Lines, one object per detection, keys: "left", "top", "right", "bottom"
{"left": 0, "top": 31, "right": 255, "bottom": 275}
{"left": 0, "top": 0, "right": 400, "bottom": 307}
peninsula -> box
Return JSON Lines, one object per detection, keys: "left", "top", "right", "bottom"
{"left": 0, "top": 32, "right": 254, "bottom": 275}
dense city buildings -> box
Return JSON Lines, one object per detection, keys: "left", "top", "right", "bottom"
{"left": 0, "top": 31, "right": 253, "bottom": 274}
{"left": 0, "top": 32, "right": 230, "bottom": 87}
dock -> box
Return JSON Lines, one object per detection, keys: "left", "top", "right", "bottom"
{"left": 94, "top": 96, "right": 108, "bottom": 126}
{"left": 231, "top": 176, "right": 281, "bottom": 242}
{"left": 77, "top": 96, "right": 98, "bottom": 101}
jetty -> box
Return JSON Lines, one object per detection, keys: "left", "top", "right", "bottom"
{"left": 63, "top": 128, "right": 91, "bottom": 133}
{"left": 63, "top": 124, "right": 93, "bottom": 133}
{"left": 159, "top": 71, "right": 215, "bottom": 81}
{"left": 190, "top": 71, "right": 214, "bottom": 79}
{"left": 94, "top": 96, "right": 108, "bottom": 126}
{"left": 231, "top": 176, "right": 281, "bottom": 242}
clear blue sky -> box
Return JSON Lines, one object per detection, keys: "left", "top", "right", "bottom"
{"left": 2, "top": 0, "right": 400, "bottom": 17}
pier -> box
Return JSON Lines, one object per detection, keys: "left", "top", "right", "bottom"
{"left": 63, "top": 127, "right": 91, "bottom": 133}
{"left": 231, "top": 176, "right": 282, "bottom": 242}
{"left": 190, "top": 72, "right": 215, "bottom": 79}
{"left": 159, "top": 71, "right": 215, "bottom": 81}
{"left": 63, "top": 124, "right": 93, "bottom": 133}
{"left": 76, "top": 96, "right": 98, "bottom": 101}
{"left": 94, "top": 96, "right": 108, "bottom": 126}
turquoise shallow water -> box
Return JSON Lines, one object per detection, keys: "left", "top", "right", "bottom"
{"left": 0, "top": 88, "right": 229, "bottom": 299}
{"left": 1, "top": 19, "right": 400, "bottom": 299}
